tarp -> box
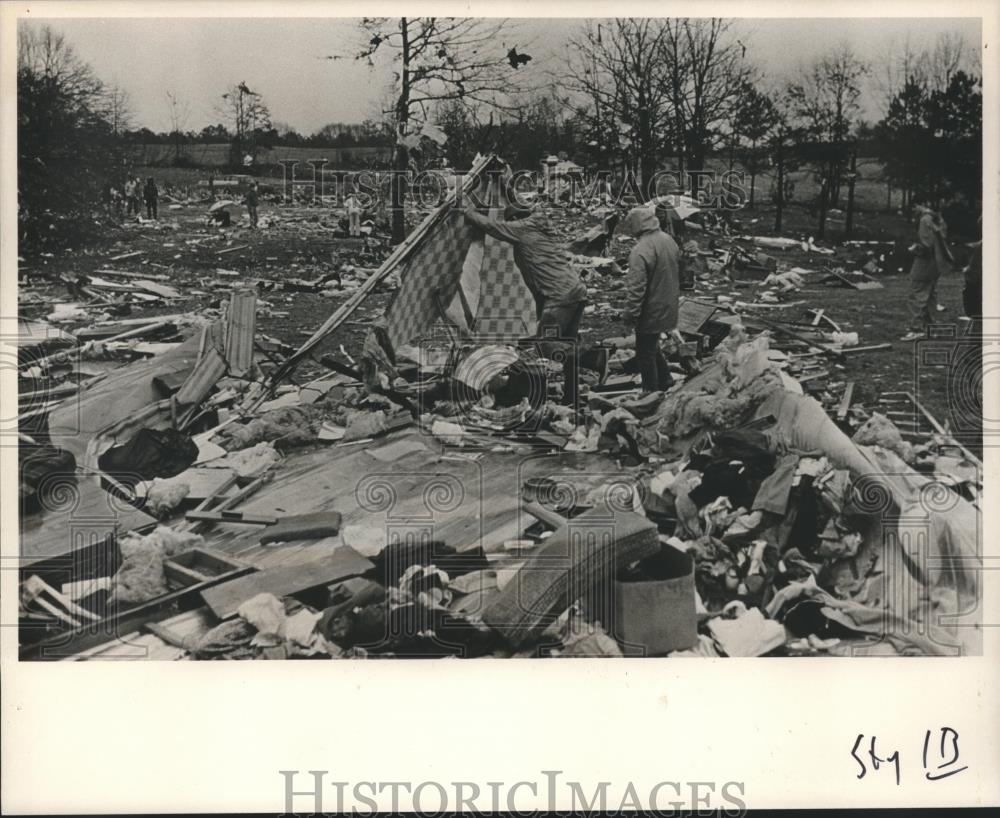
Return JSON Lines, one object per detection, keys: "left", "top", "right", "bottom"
{"left": 383, "top": 176, "right": 536, "bottom": 351}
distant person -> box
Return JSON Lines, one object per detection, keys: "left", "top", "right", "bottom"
{"left": 962, "top": 218, "right": 982, "bottom": 321}
{"left": 901, "top": 201, "right": 953, "bottom": 341}
{"left": 123, "top": 176, "right": 137, "bottom": 216}
{"left": 345, "top": 189, "right": 363, "bottom": 236}
{"left": 246, "top": 182, "right": 259, "bottom": 228}
{"left": 208, "top": 172, "right": 216, "bottom": 202}
{"left": 620, "top": 206, "right": 681, "bottom": 393}
{"left": 100, "top": 182, "right": 112, "bottom": 213}
{"left": 143, "top": 177, "right": 159, "bottom": 220}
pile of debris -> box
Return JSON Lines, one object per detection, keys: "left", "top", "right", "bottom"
{"left": 16, "top": 156, "right": 981, "bottom": 661}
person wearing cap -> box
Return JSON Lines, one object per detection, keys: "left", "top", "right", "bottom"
{"left": 620, "top": 206, "right": 681, "bottom": 393}
{"left": 464, "top": 199, "right": 589, "bottom": 407}
{"left": 901, "top": 201, "right": 953, "bottom": 341}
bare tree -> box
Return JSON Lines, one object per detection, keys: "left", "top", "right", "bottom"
{"left": 353, "top": 17, "right": 523, "bottom": 242}
{"left": 563, "top": 19, "right": 674, "bottom": 190}
{"left": 217, "top": 82, "right": 271, "bottom": 169}
{"left": 165, "top": 90, "right": 191, "bottom": 163}
{"left": 664, "top": 19, "right": 751, "bottom": 184}
{"left": 787, "top": 45, "right": 868, "bottom": 235}
{"left": 102, "top": 85, "right": 133, "bottom": 137}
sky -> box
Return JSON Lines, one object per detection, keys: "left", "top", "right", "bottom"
{"left": 21, "top": 16, "right": 983, "bottom": 134}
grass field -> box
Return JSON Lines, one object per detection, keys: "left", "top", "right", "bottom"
{"left": 19, "top": 185, "right": 982, "bottom": 457}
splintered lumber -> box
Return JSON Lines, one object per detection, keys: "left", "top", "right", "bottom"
{"left": 216, "top": 244, "right": 249, "bottom": 255}
{"left": 836, "top": 381, "right": 855, "bottom": 421}
{"left": 482, "top": 504, "right": 660, "bottom": 647}
{"left": 181, "top": 473, "right": 270, "bottom": 533}
{"left": 224, "top": 288, "right": 257, "bottom": 377}
{"left": 264, "top": 153, "right": 500, "bottom": 393}
{"left": 750, "top": 314, "right": 843, "bottom": 359}
{"left": 904, "top": 391, "right": 982, "bottom": 467}
{"left": 185, "top": 510, "right": 278, "bottom": 526}
{"left": 109, "top": 251, "right": 143, "bottom": 261}
{"left": 200, "top": 546, "right": 374, "bottom": 619}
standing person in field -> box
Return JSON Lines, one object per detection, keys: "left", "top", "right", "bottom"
{"left": 245, "top": 182, "right": 259, "bottom": 229}
{"left": 464, "top": 199, "right": 591, "bottom": 409}
{"left": 620, "top": 206, "right": 682, "bottom": 393}
{"left": 123, "top": 176, "right": 137, "bottom": 217}
{"left": 902, "top": 201, "right": 953, "bottom": 341}
{"left": 345, "top": 187, "right": 363, "bottom": 236}
{"left": 143, "top": 177, "right": 159, "bottom": 220}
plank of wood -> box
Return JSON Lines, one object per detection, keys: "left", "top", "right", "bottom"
{"left": 109, "top": 250, "right": 143, "bottom": 261}
{"left": 185, "top": 509, "right": 278, "bottom": 525}
{"left": 200, "top": 545, "right": 374, "bottom": 619}
{"left": 225, "top": 288, "right": 257, "bottom": 378}
{"left": 904, "top": 391, "right": 982, "bottom": 467}
{"left": 259, "top": 511, "right": 343, "bottom": 544}
{"left": 836, "top": 381, "right": 855, "bottom": 421}
{"left": 134, "top": 280, "right": 182, "bottom": 299}
{"left": 841, "top": 343, "right": 893, "bottom": 355}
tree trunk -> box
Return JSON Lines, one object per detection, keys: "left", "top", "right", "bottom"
{"left": 774, "top": 143, "right": 784, "bottom": 233}
{"left": 748, "top": 138, "right": 757, "bottom": 206}
{"left": 390, "top": 17, "right": 410, "bottom": 245}
{"left": 816, "top": 175, "right": 829, "bottom": 239}
{"left": 845, "top": 151, "right": 857, "bottom": 239}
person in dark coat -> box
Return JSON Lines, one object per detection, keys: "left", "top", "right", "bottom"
{"left": 246, "top": 182, "right": 259, "bottom": 228}
{"left": 621, "top": 206, "right": 681, "bottom": 393}
{"left": 464, "top": 201, "right": 590, "bottom": 408}
{"left": 902, "top": 202, "right": 952, "bottom": 340}
{"left": 143, "top": 177, "right": 159, "bottom": 220}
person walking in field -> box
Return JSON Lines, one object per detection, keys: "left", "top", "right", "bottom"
{"left": 901, "top": 201, "right": 953, "bottom": 341}
{"left": 143, "top": 177, "right": 159, "bottom": 220}
{"left": 245, "top": 182, "right": 259, "bottom": 229}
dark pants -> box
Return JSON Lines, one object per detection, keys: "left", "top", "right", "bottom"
{"left": 964, "top": 269, "right": 981, "bottom": 318}
{"left": 534, "top": 300, "right": 585, "bottom": 408}
{"left": 635, "top": 332, "right": 673, "bottom": 392}
{"left": 908, "top": 275, "right": 938, "bottom": 331}
{"left": 145, "top": 200, "right": 157, "bottom": 219}
{"left": 248, "top": 205, "right": 258, "bottom": 228}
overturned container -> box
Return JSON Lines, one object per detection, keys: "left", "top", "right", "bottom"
{"left": 612, "top": 544, "right": 697, "bottom": 656}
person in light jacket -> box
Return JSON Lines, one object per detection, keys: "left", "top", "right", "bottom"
{"left": 621, "top": 206, "right": 681, "bottom": 393}
{"left": 902, "top": 202, "right": 953, "bottom": 341}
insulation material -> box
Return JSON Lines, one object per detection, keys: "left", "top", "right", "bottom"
{"left": 650, "top": 330, "right": 783, "bottom": 446}
{"left": 208, "top": 442, "right": 282, "bottom": 478}
{"left": 223, "top": 405, "right": 320, "bottom": 450}
{"left": 110, "top": 527, "right": 204, "bottom": 604}
{"left": 851, "top": 412, "right": 914, "bottom": 463}
{"left": 144, "top": 478, "right": 191, "bottom": 516}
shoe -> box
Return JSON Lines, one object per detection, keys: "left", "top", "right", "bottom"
{"left": 936, "top": 304, "right": 947, "bottom": 312}
{"left": 958, "top": 315, "right": 972, "bottom": 322}
{"left": 900, "top": 331, "right": 923, "bottom": 341}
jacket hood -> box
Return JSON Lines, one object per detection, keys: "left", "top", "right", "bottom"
{"left": 621, "top": 206, "right": 660, "bottom": 237}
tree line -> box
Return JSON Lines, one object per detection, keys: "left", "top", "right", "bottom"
{"left": 18, "top": 19, "right": 982, "bottom": 250}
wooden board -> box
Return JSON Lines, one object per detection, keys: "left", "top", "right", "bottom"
{"left": 200, "top": 544, "right": 374, "bottom": 619}
{"left": 676, "top": 299, "right": 719, "bottom": 334}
